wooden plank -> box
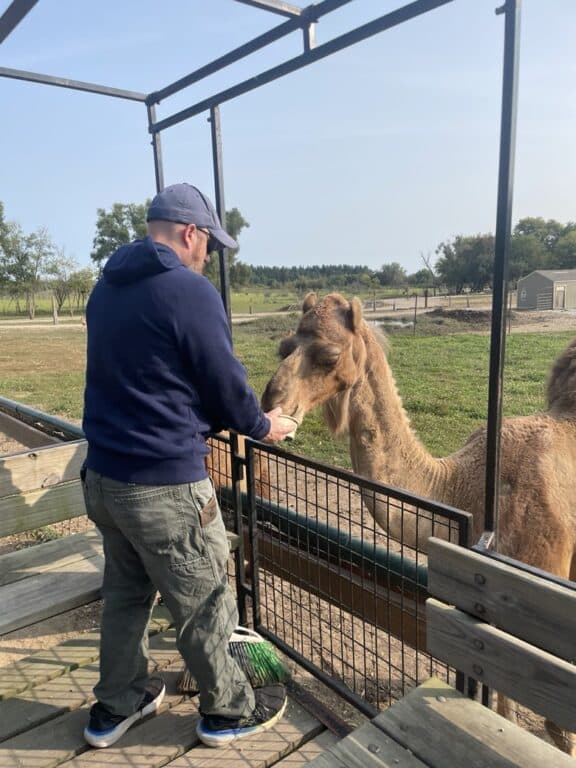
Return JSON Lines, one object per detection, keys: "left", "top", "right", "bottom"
{"left": 427, "top": 537, "right": 576, "bottom": 661}
{"left": 65, "top": 698, "right": 197, "bottom": 768}
{"left": 0, "top": 689, "right": 188, "bottom": 768}
{"left": 0, "top": 529, "right": 101, "bottom": 587}
{"left": 253, "top": 532, "right": 426, "bottom": 650}
{"left": 0, "top": 630, "right": 181, "bottom": 742}
{"left": 426, "top": 599, "right": 576, "bottom": 732}
{"left": 0, "top": 706, "right": 90, "bottom": 766}
{"left": 0, "top": 632, "right": 101, "bottom": 702}
{"left": 0, "top": 411, "right": 60, "bottom": 449}
{"left": 0, "top": 440, "right": 86, "bottom": 497}
{"left": 0, "top": 663, "right": 100, "bottom": 743}
{"left": 0, "top": 606, "right": 174, "bottom": 701}
{"left": 274, "top": 730, "right": 340, "bottom": 766}
{"left": 164, "top": 697, "right": 324, "bottom": 767}
{"left": 374, "top": 678, "right": 576, "bottom": 768}
{"left": 1, "top": 551, "right": 104, "bottom": 635}
{"left": 306, "top": 720, "right": 428, "bottom": 767}
{"left": 0, "top": 480, "right": 86, "bottom": 538}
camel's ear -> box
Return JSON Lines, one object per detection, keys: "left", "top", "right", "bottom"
{"left": 348, "top": 297, "right": 363, "bottom": 332}
{"left": 302, "top": 292, "right": 317, "bottom": 314}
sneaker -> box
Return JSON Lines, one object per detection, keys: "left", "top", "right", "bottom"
{"left": 83, "top": 678, "right": 166, "bottom": 748}
{"left": 196, "top": 684, "right": 287, "bottom": 748}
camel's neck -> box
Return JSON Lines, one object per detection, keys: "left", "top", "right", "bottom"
{"left": 347, "top": 328, "right": 452, "bottom": 498}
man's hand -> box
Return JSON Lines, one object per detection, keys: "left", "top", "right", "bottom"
{"left": 262, "top": 407, "right": 299, "bottom": 443}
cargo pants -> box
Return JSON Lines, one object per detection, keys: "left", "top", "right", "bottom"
{"left": 81, "top": 468, "right": 255, "bottom": 719}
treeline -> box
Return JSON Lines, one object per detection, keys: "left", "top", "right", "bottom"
{"left": 2, "top": 195, "right": 574, "bottom": 313}
{"left": 231, "top": 218, "right": 576, "bottom": 293}
{"left": 244, "top": 264, "right": 375, "bottom": 289}
{"left": 88, "top": 201, "right": 574, "bottom": 294}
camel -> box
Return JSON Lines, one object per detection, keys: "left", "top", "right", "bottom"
{"left": 261, "top": 291, "right": 576, "bottom": 755}
{"left": 206, "top": 433, "right": 271, "bottom": 506}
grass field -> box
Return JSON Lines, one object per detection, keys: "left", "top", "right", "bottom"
{"left": 0, "top": 317, "right": 572, "bottom": 468}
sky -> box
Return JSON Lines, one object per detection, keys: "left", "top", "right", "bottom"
{"left": 0, "top": 0, "right": 574, "bottom": 275}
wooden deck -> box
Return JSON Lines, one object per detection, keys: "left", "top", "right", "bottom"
{"left": 0, "top": 605, "right": 341, "bottom": 767}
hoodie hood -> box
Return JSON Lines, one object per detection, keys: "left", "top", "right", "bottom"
{"left": 103, "top": 236, "right": 182, "bottom": 285}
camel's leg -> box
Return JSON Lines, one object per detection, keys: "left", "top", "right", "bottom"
{"left": 570, "top": 550, "right": 576, "bottom": 583}
{"left": 545, "top": 720, "right": 576, "bottom": 756}
{"left": 497, "top": 671, "right": 576, "bottom": 756}
{"left": 496, "top": 694, "right": 518, "bottom": 724}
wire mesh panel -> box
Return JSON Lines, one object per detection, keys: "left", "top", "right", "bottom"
{"left": 243, "top": 439, "right": 471, "bottom": 716}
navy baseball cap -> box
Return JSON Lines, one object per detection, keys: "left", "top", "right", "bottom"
{"left": 146, "top": 183, "right": 238, "bottom": 249}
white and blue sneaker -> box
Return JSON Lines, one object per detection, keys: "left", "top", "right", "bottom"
{"left": 83, "top": 678, "right": 166, "bottom": 748}
{"left": 196, "top": 684, "right": 287, "bottom": 748}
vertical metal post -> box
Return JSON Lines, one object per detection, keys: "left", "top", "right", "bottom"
{"left": 483, "top": 0, "right": 521, "bottom": 542}
{"left": 230, "top": 432, "right": 248, "bottom": 626}
{"left": 245, "top": 441, "right": 262, "bottom": 631}
{"left": 209, "top": 105, "right": 232, "bottom": 327}
{"left": 147, "top": 104, "right": 165, "bottom": 192}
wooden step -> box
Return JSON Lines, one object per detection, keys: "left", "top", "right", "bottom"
{"left": 0, "top": 629, "right": 181, "bottom": 743}
{"left": 0, "top": 604, "right": 173, "bottom": 701}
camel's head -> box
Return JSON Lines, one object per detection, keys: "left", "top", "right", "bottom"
{"left": 262, "top": 292, "right": 367, "bottom": 436}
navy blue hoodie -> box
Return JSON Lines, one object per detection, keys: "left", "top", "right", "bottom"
{"left": 82, "top": 236, "right": 270, "bottom": 484}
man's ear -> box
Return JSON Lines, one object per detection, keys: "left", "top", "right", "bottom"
{"left": 303, "top": 292, "right": 317, "bottom": 314}
{"left": 348, "top": 297, "right": 363, "bottom": 332}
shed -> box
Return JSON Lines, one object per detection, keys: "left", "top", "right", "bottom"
{"left": 516, "top": 269, "right": 576, "bottom": 310}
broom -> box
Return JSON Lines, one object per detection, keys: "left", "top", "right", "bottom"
{"left": 177, "top": 626, "right": 290, "bottom": 694}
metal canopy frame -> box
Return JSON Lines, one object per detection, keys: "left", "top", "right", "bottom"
{"left": 0, "top": 0, "right": 522, "bottom": 541}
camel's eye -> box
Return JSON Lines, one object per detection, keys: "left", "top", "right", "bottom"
{"left": 278, "top": 335, "right": 297, "bottom": 360}
{"left": 310, "top": 342, "right": 341, "bottom": 369}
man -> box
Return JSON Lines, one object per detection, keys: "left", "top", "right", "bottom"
{"left": 81, "top": 183, "right": 294, "bottom": 749}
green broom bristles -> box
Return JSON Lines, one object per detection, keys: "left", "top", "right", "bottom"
{"left": 177, "top": 626, "right": 290, "bottom": 694}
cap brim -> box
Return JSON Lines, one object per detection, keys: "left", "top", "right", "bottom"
{"left": 211, "top": 227, "right": 238, "bottom": 250}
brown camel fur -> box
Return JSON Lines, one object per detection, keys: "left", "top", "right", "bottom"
{"left": 261, "top": 291, "right": 576, "bottom": 754}
{"left": 206, "top": 433, "right": 269, "bottom": 499}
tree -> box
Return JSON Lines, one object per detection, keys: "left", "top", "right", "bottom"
{"left": 45, "top": 248, "right": 82, "bottom": 312}
{"left": 554, "top": 230, "right": 576, "bottom": 269}
{"left": 68, "top": 267, "right": 97, "bottom": 312}
{"left": 0, "top": 226, "right": 55, "bottom": 318}
{"left": 377, "top": 262, "right": 407, "bottom": 288}
{"left": 407, "top": 268, "right": 434, "bottom": 286}
{"left": 509, "top": 234, "right": 548, "bottom": 282}
{"left": 435, "top": 234, "right": 494, "bottom": 293}
{"left": 90, "top": 202, "right": 149, "bottom": 268}
{"left": 229, "top": 261, "right": 252, "bottom": 288}
{"left": 513, "top": 217, "right": 565, "bottom": 251}
{"left": 204, "top": 207, "right": 250, "bottom": 286}
{"left": 0, "top": 202, "right": 10, "bottom": 262}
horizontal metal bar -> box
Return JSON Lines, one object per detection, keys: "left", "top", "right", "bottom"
{"left": 0, "top": 66, "right": 147, "bottom": 102}
{"left": 247, "top": 439, "right": 472, "bottom": 525}
{"left": 0, "top": 410, "right": 60, "bottom": 449}
{"left": 0, "top": 396, "right": 85, "bottom": 441}
{"left": 257, "top": 626, "right": 379, "bottom": 719}
{"left": 0, "top": 0, "right": 38, "bottom": 45}
{"left": 151, "top": 0, "right": 455, "bottom": 133}
{"left": 219, "top": 486, "right": 429, "bottom": 591}
{"left": 232, "top": 0, "right": 303, "bottom": 17}
{"left": 147, "top": 0, "right": 352, "bottom": 105}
